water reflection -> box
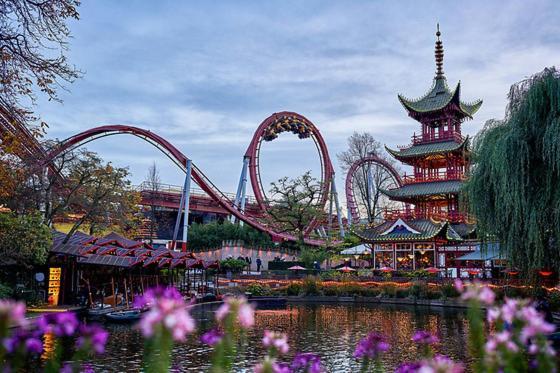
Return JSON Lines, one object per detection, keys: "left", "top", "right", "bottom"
{"left": 90, "top": 303, "right": 471, "bottom": 372}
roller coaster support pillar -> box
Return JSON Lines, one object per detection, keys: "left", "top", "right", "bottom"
{"left": 367, "top": 164, "right": 374, "bottom": 219}
{"left": 181, "top": 160, "right": 193, "bottom": 248}
{"left": 331, "top": 177, "right": 345, "bottom": 238}
{"left": 172, "top": 160, "right": 192, "bottom": 251}
{"left": 231, "top": 156, "right": 249, "bottom": 224}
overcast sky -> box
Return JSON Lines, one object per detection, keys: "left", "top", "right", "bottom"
{"left": 38, "top": 0, "right": 560, "bottom": 205}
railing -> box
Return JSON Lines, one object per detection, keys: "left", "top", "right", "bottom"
{"left": 383, "top": 208, "right": 472, "bottom": 223}
{"left": 135, "top": 181, "right": 257, "bottom": 205}
{"left": 410, "top": 131, "right": 464, "bottom": 145}
{"left": 401, "top": 171, "right": 465, "bottom": 185}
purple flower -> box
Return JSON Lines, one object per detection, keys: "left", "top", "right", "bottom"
{"left": 395, "top": 362, "right": 423, "bottom": 373}
{"left": 24, "top": 337, "right": 43, "bottom": 354}
{"left": 76, "top": 324, "right": 109, "bottom": 354}
{"left": 291, "top": 352, "right": 323, "bottom": 373}
{"left": 354, "top": 332, "right": 390, "bottom": 360}
{"left": 137, "top": 286, "right": 195, "bottom": 342}
{"left": 263, "top": 330, "right": 289, "bottom": 355}
{"left": 3, "top": 329, "right": 43, "bottom": 355}
{"left": 200, "top": 328, "right": 224, "bottom": 346}
{"left": 395, "top": 356, "right": 463, "bottom": 373}
{"left": 37, "top": 312, "right": 79, "bottom": 337}
{"left": 411, "top": 331, "right": 439, "bottom": 345}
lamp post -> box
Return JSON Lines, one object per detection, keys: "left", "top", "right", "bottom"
{"left": 354, "top": 254, "right": 360, "bottom": 268}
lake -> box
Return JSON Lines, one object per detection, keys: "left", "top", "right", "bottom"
{"left": 88, "top": 302, "right": 471, "bottom": 372}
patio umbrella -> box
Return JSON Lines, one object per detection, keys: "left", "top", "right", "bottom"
{"left": 379, "top": 266, "right": 394, "bottom": 272}
{"left": 338, "top": 266, "right": 356, "bottom": 273}
{"left": 501, "top": 268, "right": 520, "bottom": 276}
{"left": 288, "top": 265, "right": 306, "bottom": 271}
{"left": 424, "top": 267, "right": 441, "bottom": 274}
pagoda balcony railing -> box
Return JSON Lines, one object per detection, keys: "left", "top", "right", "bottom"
{"left": 410, "top": 131, "right": 464, "bottom": 145}
{"left": 401, "top": 171, "right": 466, "bottom": 185}
{"left": 383, "top": 208, "right": 473, "bottom": 223}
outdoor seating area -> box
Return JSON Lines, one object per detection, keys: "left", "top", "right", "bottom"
{"left": 49, "top": 231, "right": 219, "bottom": 307}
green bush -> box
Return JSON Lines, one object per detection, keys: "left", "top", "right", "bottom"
{"left": 396, "top": 288, "right": 410, "bottom": 298}
{"left": 441, "top": 282, "right": 460, "bottom": 299}
{"left": 548, "top": 291, "right": 560, "bottom": 311}
{"left": 409, "top": 281, "right": 428, "bottom": 299}
{"left": 380, "top": 284, "right": 397, "bottom": 298}
{"left": 322, "top": 286, "right": 338, "bottom": 296}
{"left": 0, "top": 282, "right": 12, "bottom": 299}
{"left": 360, "top": 287, "right": 381, "bottom": 297}
{"left": 245, "top": 283, "right": 271, "bottom": 296}
{"left": 426, "top": 290, "right": 442, "bottom": 300}
{"left": 302, "top": 276, "right": 320, "bottom": 296}
{"left": 286, "top": 283, "right": 302, "bottom": 296}
{"left": 220, "top": 258, "right": 247, "bottom": 273}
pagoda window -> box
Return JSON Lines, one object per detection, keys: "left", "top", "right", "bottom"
{"left": 374, "top": 251, "right": 395, "bottom": 269}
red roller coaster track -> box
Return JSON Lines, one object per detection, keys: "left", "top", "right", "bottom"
{"left": 42, "top": 113, "right": 335, "bottom": 246}
{"left": 243, "top": 112, "right": 335, "bottom": 236}
{"left": 344, "top": 154, "right": 402, "bottom": 224}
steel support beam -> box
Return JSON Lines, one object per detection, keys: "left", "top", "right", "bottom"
{"left": 231, "top": 156, "right": 249, "bottom": 223}
{"left": 331, "top": 177, "right": 345, "bottom": 238}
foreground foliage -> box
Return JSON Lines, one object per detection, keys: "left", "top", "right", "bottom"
{"left": 0, "top": 282, "right": 556, "bottom": 372}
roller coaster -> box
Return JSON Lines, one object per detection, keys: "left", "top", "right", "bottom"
{"left": 2, "top": 102, "right": 406, "bottom": 246}
{"left": 2, "top": 106, "right": 350, "bottom": 246}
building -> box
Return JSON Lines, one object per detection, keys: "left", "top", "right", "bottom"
{"left": 355, "top": 26, "right": 482, "bottom": 276}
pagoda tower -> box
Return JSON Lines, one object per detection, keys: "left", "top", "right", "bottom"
{"left": 384, "top": 24, "right": 482, "bottom": 223}
{"left": 355, "top": 26, "right": 482, "bottom": 273}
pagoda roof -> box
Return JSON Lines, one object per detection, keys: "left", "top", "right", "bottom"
{"left": 385, "top": 137, "right": 469, "bottom": 161}
{"left": 354, "top": 218, "right": 463, "bottom": 243}
{"left": 381, "top": 180, "right": 463, "bottom": 201}
{"left": 398, "top": 77, "right": 482, "bottom": 118}
{"left": 397, "top": 26, "right": 482, "bottom": 119}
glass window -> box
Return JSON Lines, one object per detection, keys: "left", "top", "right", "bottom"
{"left": 375, "top": 251, "right": 394, "bottom": 269}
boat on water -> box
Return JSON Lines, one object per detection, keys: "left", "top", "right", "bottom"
{"left": 87, "top": 304, "right": 117, "bottom": 317}
{"left": 105, "top": 309, "right": 142, "bottom": 323}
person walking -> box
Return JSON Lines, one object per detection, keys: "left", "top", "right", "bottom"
{"left": 256, "top": 257, "right": 262, "bottom": 273}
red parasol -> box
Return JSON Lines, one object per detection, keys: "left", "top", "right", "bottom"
{"left": 379, "top": 266, "right": 395, "bottom": 273}
{"left": 424, "top": 267, "right": 441, "bottom": 274}
{"left": 338, "top": 266, "right": 356, "bottom": 273}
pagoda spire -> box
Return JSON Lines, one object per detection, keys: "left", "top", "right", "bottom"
{"left": 435, "top": 23, "right": 444, "bottom": 78}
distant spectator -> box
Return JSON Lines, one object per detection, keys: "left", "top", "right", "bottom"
{"left": 256, "top": 257, "right": 262, "bottom": 272}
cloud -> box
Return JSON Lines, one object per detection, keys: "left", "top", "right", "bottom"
{"left": 35, "top": 0, "right": 560, "bottom": 207}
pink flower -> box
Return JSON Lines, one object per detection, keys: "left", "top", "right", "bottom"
{"left": 458, "top": 281, "right": 495, "bottom": 305}
{"left": 137, "top": 286, "right": 195, "bottom": 342}
{"left": 519, "top": 306, "right": 555, "bottom": 343}
{"left": 486, "top": 307, "right": 501, "bottom": 323}
{"left": 0, "top": 300, "right": 27, "bottom": 328}
{"left": 254, "top": 358, "right": 292, "bottom": 373}
{"left": 215, "top": 302, "right": 230, "bottom": 322}
{"left": 478, "top": 286, "right": 495, "bottom": 305}
{"left": 453, "top": 279, "right": 464, "bottom": 293}
{"left": 262, "top": 330, "right": 289, "bottom": 355}
{"left": 238, "top": 302, "right": 255, "bottom": 329}
{"left": 215, "top": 296, "right": 255, "bottom": 330}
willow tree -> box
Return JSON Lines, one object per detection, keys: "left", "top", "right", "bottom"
{"left": 465, "top": 67, "right": 560, "bottom": 273}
